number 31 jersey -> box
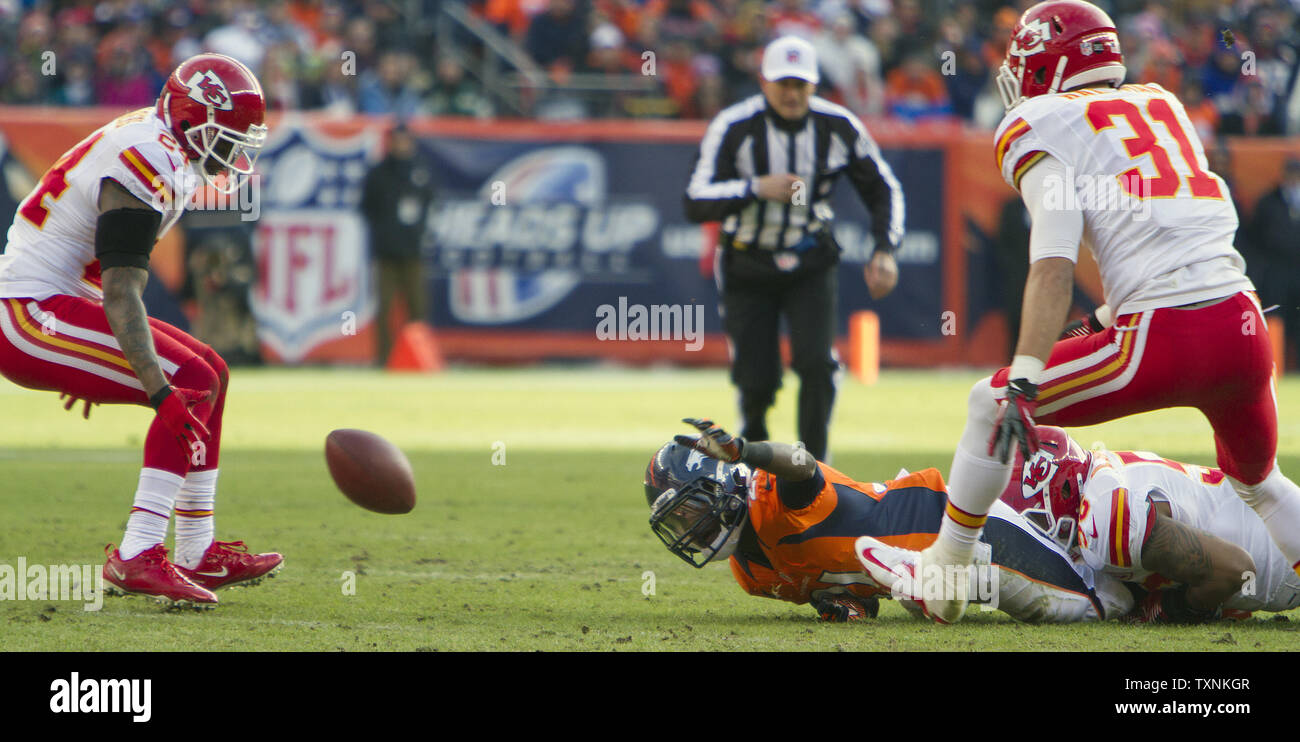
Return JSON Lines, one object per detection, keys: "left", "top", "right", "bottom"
{"left": 994, "top": 83, "right": 1254, "bottom": 316}
{"left": 0, "top": 108, "right": 196, "bottom": 301}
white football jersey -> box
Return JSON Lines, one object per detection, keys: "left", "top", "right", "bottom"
{"left": 994, "top": 83, "right": 1254, "bottom": 315}
{"left": 0, "top": 108, "right": 196, "bottom": 301}
{"left": 1076, "top": 450, "right": 1300, "bottom": 613}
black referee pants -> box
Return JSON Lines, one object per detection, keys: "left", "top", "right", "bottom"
{"left": 720, "top": 243, "right": 840, "bottom": 461}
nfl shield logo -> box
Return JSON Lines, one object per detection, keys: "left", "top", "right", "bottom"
{"left": 774, "top": 252, "right": 800, "bottom": 272}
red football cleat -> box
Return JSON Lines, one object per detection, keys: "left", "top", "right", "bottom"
{"left": 103, "top": 544, "right": 218, "bottom": 609}
{"left": 175, "top": 540, "right": 283, "bottom": 591}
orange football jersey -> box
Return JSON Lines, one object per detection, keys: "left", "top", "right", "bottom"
{"left": 729, "top": 464, "right": 949, "bottom": 604}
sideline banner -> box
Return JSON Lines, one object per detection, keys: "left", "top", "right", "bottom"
{"left": 2, "top": 108, "right": 1294, "bottom": 366}
{"left": 421, "top": 137, "right": 945, "bottom": 344}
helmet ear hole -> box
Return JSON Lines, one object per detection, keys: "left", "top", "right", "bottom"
{"left": 1033, "top": 66, "right": 1046, "bottom": 85}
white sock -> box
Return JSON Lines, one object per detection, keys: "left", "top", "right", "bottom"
{"left": 947, "top": 445, "right": 1013, "bottom": 526}
{"left": 935, "top": 377, "right": 1009, "bottom": 560}
{"left": 120, "top": 468, "right": 185, "bottom": 560}
{"left": 173, "top": 469, "right": 218, "bottom": 570}
{"left": 1232, "top": 465, "right": 1300, "bottom": 574}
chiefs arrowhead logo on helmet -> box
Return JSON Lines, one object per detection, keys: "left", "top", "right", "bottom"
{"left": 998, "top": 426, "right": 1092, "bottom": 550}
{"left": 1012, "top": 18, "right": 1053, "bottom": 57}
{"left": 158, "top": 53, "right": 267, "bottom": 194}
{"left": 185, "top": 70, "right": 234, "bottom": 111}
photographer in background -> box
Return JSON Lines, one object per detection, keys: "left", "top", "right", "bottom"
{"left": 360, "top": 123, "right": 436, "bottom": 366}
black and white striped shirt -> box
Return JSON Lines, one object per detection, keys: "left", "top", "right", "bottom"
{"left": 683, "top": 94, "right": 904, "bottom": 254}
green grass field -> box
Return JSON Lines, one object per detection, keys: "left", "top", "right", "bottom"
{"left": 1, "top": 367, "right": 1298, "bottom": 651}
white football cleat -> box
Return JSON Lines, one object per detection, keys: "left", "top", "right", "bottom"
{"left": 855, "top": 536, "right": 976, "bottom": 625}
{"left": 915, "top": 540, "right": 974, "bottom": 624}
{"left": 854, "top": 536, "right": 930, "bottom": 620}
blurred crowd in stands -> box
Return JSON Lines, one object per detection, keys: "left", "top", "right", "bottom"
{"left": 0, "top": 0, "right": 1298, "bottom": 132}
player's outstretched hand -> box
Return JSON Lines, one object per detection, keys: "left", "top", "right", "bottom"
{"left": 152, "top": 385, "right": 211, "bottom": 452}
{"left": 60, "top": 392, "right": 96, "bottom": 420}
{"left": 675, "top": 417, "right": 744, "bottom": 463}
{"left": 812, "top": 594, "right": 878, "bottom": 622}
{"left": 863, "top": 250, "right": 898, "bottom": 300}
{"left": 988, "top": 379, "right": 1040, "bottom": 464}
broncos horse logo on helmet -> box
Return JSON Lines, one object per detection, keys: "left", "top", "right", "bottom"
{"left": 644, "top": 441, "right": 750, "bottom": 568}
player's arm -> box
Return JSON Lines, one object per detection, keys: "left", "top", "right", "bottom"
{"left": 990, "top": 154, "right": 1081, "bottom": 462}
{"left": 1017, "top": 260, "right": 1075, "bottom": 360}
{"left": 674, "top": 418, "right": 823, "bottom": 509}
{"left": 742, "top": 440, "right": 826, "bottom": 509}
{"left": 735, "top": 441, "right": 817, "bottom": 482}
{"left": 98, "top": 177, "right": 211, "bottom": 447}
{"left": 674, "top": 418, "right": 817, "bottom": 480}
{"left": 98, "top": 177, "right": 167, "bottom": 399}
{"left": 1138, "top": 509, "right": 1255, "bottom": 621}
{"left": 1014, "top": 154, "right": 1081, "bottom": 368}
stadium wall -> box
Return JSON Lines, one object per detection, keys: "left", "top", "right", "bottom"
{"left": 1, "top": 107, "right": 1294, "bottom": 368}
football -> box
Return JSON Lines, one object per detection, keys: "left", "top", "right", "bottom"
{"left": 324, "top": 429, "right": 416, "bottom": 514}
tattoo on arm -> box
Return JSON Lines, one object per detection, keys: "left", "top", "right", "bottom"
{"left": 1142, "top": 512, "right": 1212, "bottom": 584}
{"left": 1141, "top": 511, "right": 1252, "bottom": 612}
{"left": 102, "top": 266, "right": 167, "bottom": 398}
{"left": 97, "top": 177, "right": 166, "bottom": 398}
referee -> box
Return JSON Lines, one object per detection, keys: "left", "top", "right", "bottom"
{"left": 683, "top": 35, "right": 904, "bottom": 461}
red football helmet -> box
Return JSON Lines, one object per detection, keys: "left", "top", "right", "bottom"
{"left": 156, "top": 53, "right": 267, "bottom": 194}
{"left": 998, "top": 426, "right": 1092, "bottom": 550}
{"left": 996, "top": 0, "right": 1126, "bottom": 111}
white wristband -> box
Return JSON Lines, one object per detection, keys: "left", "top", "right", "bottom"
{"left": 1009, "top": 355, "right": 1045, "bottom": 386}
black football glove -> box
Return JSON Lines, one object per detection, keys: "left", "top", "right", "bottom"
{"left": 812, "top": 594, "right": 879, "bottom": 622}
{"left": 675, "top": 417, "right": 745, "bottom": 463}
{"left": 1060, "top": 311, "right": 1105, "bottom": 340}
{"left": 988, "top": 378, "right": 1040, "bottom": 465}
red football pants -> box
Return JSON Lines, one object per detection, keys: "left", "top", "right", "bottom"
{"left": 0, "top": 295, "right": 227, "bottom": 477}
{"left": 992, "top": 291, "right": 1277, "bottom": 484}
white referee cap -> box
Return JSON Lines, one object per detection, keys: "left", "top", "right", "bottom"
{"left": 761, "top": 36, "right": 819, "bottom": 84}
